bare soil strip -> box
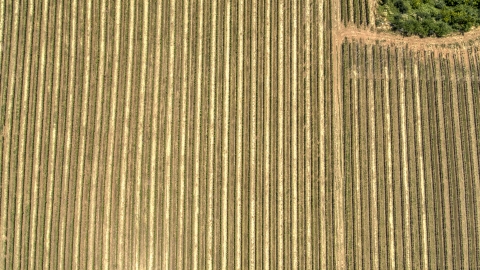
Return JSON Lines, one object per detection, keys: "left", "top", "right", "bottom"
{"left": 413, "top": 61, "right": 429, "bottom": 269}
{"left": 291, "top": 0, "right": 299, "bottom": 268}
{"left": 433, "top": 51, "right": 454, "bottom": 270}
{"left": 102, "top": 2, "right": 121, "bottom": 269}
{"left": 398, "top": 49, "right": 412, "bottom": 269}
{"left": 318, "top": 0, "right": 327, "bottom": 268}
{"left": 0, "top": 0, "right": 3, "bottom": 73}
{"left": 221, "top": 2, "right": 231, "bottom": 268}
{"left": 383, "top": 52, "right": 395, "bottom": 270}
{"left": 304, "top": 1, "right": 313, "bottom": 268}
{"left": 352, "top": 44, "right": 363, "bottom": 269}
{"left": 85, "top": 0, "right": 105, "bottom": 268}
{"left": 264, "top": 1, "right": 271, "bottom": 268}
{"left": 161, "top": 1, "right": 176, "bottom": 268}
{"left": 428, "top": 52, "right": 445, "bottom": 268}
{"left": 117, "top": 2, "right": 136, "bottom": 269}
{"left": 278, "top": 1, "right": 285, "bottom": 268}
{"left": 0, "top": 0, "right": 4, "bottom": 161}
{"left": 132, "top": 2, "right": 149, "bottom": 269}
{"left": 368, "top": 0, "right": 375, "bottom": 27}
{"left": 43, "top": 2, "right": 64, "bottom": 268}
{"left": 421, "top": 51, "right": 439, "bottom": 269}
{"left": 0, "top": 0, "right": 4, "bottom": 204}
{"left": 332, "top": 0, "right": 346, "bottom": 266}
{"left": 192, "top": 0, "right": 204, "bottom": 268}
{"left": 448, "top": 53, "right": 470, "bottom": 269}
{"left": 57, "top": 1, "right": 78, "bottom": 268}
{"left": 147, "top": 1, "right": 162, "bottom": 268}
{"left": 463, "top": 50, "right": 480, "bottom": 267}
{"left": 348, "top": 0, "right": 354, "bottom": 23}
{"left": 471, "top": 48, "right": 480, "bottom": 265}
{"left": 367, "top": 44, "right": 379, "bottom": 269}
{"left": 0, "top": 0, "right": 5, "bottom": 187}
{"left": 29, "top": 1, "right": 51, "bottom": 267}
{"left": 235, "top": 1, "right": 244, "bottom": 269}
{"left": 12, "top": 2, "right": 34, "bottom": 269}
{"left": 206, "top": 1, "right": 217, "bottom": 269}
{"left": 359, "top": 42, "right": 370, "bottom": 270}
{"left": 249, "top": 1, "right": 258, "bottom": 269}
{"left": 72, "top": 1, "right": 92, "bottom": 268}
{"left": 177, "top": 0, "right": 190, "bottom": 269}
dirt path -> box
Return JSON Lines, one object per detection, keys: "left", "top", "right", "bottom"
{"left": 337, "top": 24, "right": 480, "bottom": 49}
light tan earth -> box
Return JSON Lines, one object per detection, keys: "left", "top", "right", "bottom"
{"left": 1, "top": 0, "right": 479, "bottom": 269}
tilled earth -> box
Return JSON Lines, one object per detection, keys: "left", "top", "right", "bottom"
{"left": 1, "top": 0, "right": 479, "bottom": 269}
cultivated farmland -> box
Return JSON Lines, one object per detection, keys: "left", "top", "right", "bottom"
{"left": 341, "top": 39, "right": 480, "bottom": 268}
{"left": 1, "top": 0, "right": 479, "bottom": 269}
{"left": 341, "top": 0, "right": 376, "bottom": 27}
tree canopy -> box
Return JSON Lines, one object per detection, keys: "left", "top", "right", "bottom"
{"left": 378, "top": 0, "right": 480, "bottom": 37}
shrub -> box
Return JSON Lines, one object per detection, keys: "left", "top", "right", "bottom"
{"left": 379, "top": 0, "right": 480, "bottom": 37}
{"left": 395, "top": 0, "right": 411, "bottom": 12}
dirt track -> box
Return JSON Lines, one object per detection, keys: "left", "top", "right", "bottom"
{"left": 1, "top": 0, "right": 480, "bottom": 269}
{"left": 338, "top": 24, "right": 480, "bottom": 50}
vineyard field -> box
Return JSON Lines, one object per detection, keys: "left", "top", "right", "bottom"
{"left": 341, "top": 40, "right": 480, "bottom": 268}
{"left": 1, "top": 0, "right": 479, "bottom": 269}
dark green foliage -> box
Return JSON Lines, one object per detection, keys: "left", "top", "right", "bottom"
{"left": 379, "top": 0, "right": 480, "bottom": 37}
{"left": 395, "top": 0, "right": 411, "bottom": 13}
{"left": 392, "top": 16, "right": 453, "bottom": 36}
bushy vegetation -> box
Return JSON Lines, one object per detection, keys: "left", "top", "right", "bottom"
{"left": 378, "top": 0, "right": 480, "bottom": 37}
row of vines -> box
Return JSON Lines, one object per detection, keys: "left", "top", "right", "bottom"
{"left": 341, "top": 0, "right": 375, "bottom": 27}
{"left": 341, "top": 38, "right": 480, "bottom": 269}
